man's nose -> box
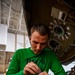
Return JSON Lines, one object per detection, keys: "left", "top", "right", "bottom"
{"left": 36, "top": 44, "right": 41, "bottom": 50}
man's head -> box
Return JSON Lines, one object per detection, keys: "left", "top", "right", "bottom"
{"left": 30, "top": 24, "right": 50, "bottom": 54}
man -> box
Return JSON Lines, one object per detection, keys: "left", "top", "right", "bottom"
{"left": 6, "top": 24, "right": 67, "bottom": 75}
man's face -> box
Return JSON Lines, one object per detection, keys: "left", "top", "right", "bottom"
{"left": 30, "top": 31, "right": 48, "bottom": 54}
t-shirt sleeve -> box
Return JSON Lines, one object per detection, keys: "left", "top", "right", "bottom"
{"left": 50, "top": 51, "right": 67, "bottom": 75}
{"left": 6, "top": 50, "right": 24, "bottom": 75}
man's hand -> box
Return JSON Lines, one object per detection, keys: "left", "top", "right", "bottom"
{"left": 23, "top": 62, "right": 41, "bottom": 75}
{"left": 39, "top": 71, "right": 48, "bottom": 75}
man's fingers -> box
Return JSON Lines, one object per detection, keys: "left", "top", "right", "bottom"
{"left": 24, "top": 67, "right": 36, "bottom": 74}
{"left": 30, "top": 62, "right": 41, "bottom": 72}
{"left": 39, "top": 71, "right": 48, "bottom": 75}
{"left": 24, "top": 62, "right": 41, "bottom": 75}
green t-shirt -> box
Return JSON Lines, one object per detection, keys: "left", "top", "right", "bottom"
{"left": 6, "top": 47, "right": 67, "bottom": 75}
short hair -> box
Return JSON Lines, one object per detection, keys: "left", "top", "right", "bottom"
{"left": 30, "top": 24, "right": 50, "bottom": 39}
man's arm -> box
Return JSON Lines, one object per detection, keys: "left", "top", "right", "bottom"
{"left": 50, "top": 51, "right": 67, "bottom": 75}
{"left": 6, "top": 50, "right": 24, "bottom": 75}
